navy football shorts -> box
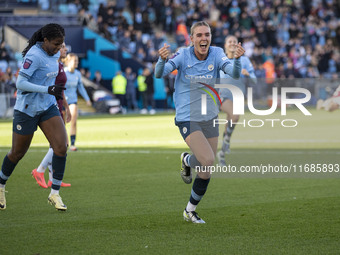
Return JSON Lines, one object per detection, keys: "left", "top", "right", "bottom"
{"left": 13, "top": 104, "right": 61, "bottom": 135}
{"left": 175, "top": 117, "right": 219, "bottom": 140}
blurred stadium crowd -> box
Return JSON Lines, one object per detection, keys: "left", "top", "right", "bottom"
{"left": 1, "top": 0, "right": 340, "bottom": 111}
{"left": 76, "top": 0, "right": 340, "bottom": 80}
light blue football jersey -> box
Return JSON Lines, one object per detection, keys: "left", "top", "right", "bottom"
{"left": 64, "top": 68, "right": 90, "bottom": 104}
{"left": 219, "top": 56, "right": 256, "bottom": 100}
{"left": 15, "top": 42, "right": 60, "bottom": 117}
{"left": 155, "top": 46, "right": 241, "bottom": 121}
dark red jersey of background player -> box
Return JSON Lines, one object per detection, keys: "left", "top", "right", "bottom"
{"left": 55, "top": 62, "right": 67, "bottom": 118}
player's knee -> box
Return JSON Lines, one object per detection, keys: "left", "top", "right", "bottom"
{"left": 198, "top": 171, "right": 211, "bottom": 180}
{"left": 53, "top": 143, "right": 67, "bottom": 156}
{"left": 232, "top": 115, "right": 240, "bottom": 122}
{"left": 199, "top": 154, "right": 215, "bottom": 167}
{"left": 8, "top": 150, "right": 26, "bottom": 163}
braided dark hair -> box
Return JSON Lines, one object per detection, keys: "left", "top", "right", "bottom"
{"left": 22, "top": 23, "right": 65, "bottom": 57}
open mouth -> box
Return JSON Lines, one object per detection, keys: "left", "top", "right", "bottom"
{"left": 200, "top": 42, "right": 208, "bottom": 50}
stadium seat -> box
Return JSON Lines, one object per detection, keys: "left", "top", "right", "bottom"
{"left": 58, "top": 4, "right": 68, "bottom": 14}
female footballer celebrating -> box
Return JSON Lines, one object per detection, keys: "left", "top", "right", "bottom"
{"left": 155, "top": 21, "right": 245, "bottom": 223}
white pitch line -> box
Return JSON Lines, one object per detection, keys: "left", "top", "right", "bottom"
{"left": 2, "top": 138, "right": 337, "bottom": 148}
{"left": 0, "top": 149, "right": 339, "bottom": 155}
{"left": 79, "top": 139, "right": 340, "bottom": 145}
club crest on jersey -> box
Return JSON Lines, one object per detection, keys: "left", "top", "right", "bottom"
{"left": 23, "top": 59, "right": 32, "bottom": 69}
{"left": 208, "top": 64, "right": 214, "bottom": 71}
{"left": 170, "top": 51, "right": 180, "bottom": 59}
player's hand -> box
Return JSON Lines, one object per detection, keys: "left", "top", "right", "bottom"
{"left": 48, "top": 84, "right": 66, "bottom": 99}
{"left": 241, "top": 69, "right": 249, "bottom": 76}
{"left": 158, "top": 43, "right": 170, "bottom": 60}
{"left": 234, "top": 42, "right": 245, "bottom": 59}
{"left": 86, "top": 100, "right": 92, "bottom": 106}
{"left": 65, "top": 108, "right": 72, "bottom": 123}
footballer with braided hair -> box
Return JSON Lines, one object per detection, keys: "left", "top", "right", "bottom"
{"left": 0, "top": 23, "right": 69, "bottom": 211}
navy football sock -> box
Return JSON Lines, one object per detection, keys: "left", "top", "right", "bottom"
{"left": 189, "top": 176, "right": 210, "bottom": 205}
{"left": 70, "top": 135, "right": 76, "bottom": 146}
{"left": 226, "top": 121, "right": 235, "bottom": 140}
{"left": 51, "top": 153, "right": 67, "bottom": 191}
{"left": 0, "top": 155, "right": 17, "bottom": 185}
{"left": 188, "top": 154, "right": 202, "bottom": 169}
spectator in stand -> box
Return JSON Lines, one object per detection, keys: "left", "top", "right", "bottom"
{"left": 125, "top": 67, "right": 138, "bottom": 110}
{"left": 119, "top": 30, "right": 132, "bottom": 51}
{"left": 144, "top": 67, "right": 155, "bottom": 114}
{"left": 93, "top": 70, "right": 105, "bottom": 87}
{"left": 112, "top": 70, "right": 127, "bottom": 111}
{"left": 136, "top": 48, "right": 146, "bottom": 62}
{"left": 85, "top": 69, "right": 91, "bottom": 80}
{"left": 153, "top": 31, "right": 166, "bottom": 50}
{"left": 87, "top": 14, "right": 98, "bottom": 32}
{"left": 78, "top": 8, "right": 90, "bottom": 26}
{"left": 134, "top": 30, "right": 145, "bottom": 55}
{"left": 76, "top": 0, "right": 340, "bottom": 85}
{"left": 176, "top": 20, "right": 190, "bottom": 46}
{"left": 162, "top": 1, "right": 174, "bottom": 33}
{"left": 142, "top": 8, "right": 152, "bottom": 34}
{"left": 0, "top": 41, "right": 11, "bottom": 63}
{"left": 137, "top": 69, "right": 147, "bottom": 114}
{"left": 4, "top": 67, "right": 17, "bottom": 88}
{"left": 133, "top": 8, "right": 143, "bottom": 31}
{"left": 97, "top": 15, "right": 112, "bottom": 40}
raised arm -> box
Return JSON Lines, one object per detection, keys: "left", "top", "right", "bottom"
{"left": 221, "top": 43, "right": 245, "bottom": 79}
{"left": 155, "top": 43, "right": 177, "bottom": 78}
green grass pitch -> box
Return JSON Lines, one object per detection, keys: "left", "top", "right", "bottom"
{"left": 0, "top": 109, "right": 339, "bottom": 254}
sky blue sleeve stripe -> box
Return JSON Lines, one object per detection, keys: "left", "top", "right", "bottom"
{"left": 19, "top": 71, "right": 31, "bottom": 79}
{"left": 168, "top": 60, "right": 176, "bottom": 70}
{"left": 221, "top": 62, "right": 230, "bottom": 73}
